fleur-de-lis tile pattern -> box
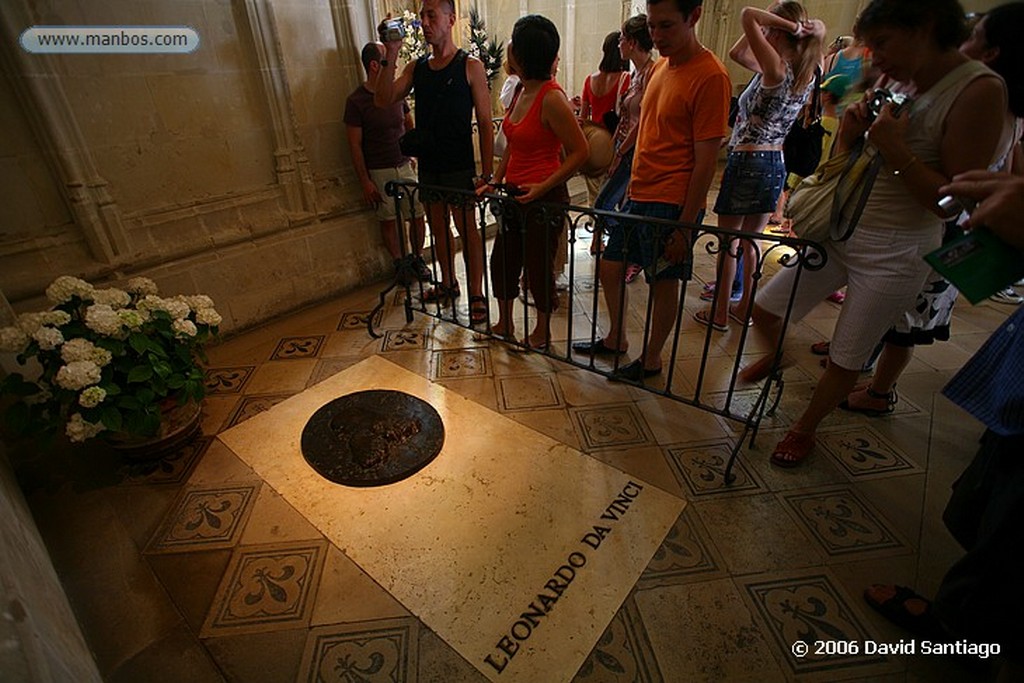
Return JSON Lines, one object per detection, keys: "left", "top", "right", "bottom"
{"left": 203, "top": 541, "right": 326, "bottom": 636}
{"left": 271, "top": 336, "right": 325, "bottom": 360}
{"left": 742, "top": 574, "right": 885, "bottom": 674}
{"left": 639, "top": 510, "right": 719, "bottom": 587}
{"left": 297, "top": 619, "right": 418, "bottom": 683}
{"left": 382, "top": 329, "right": 426, "bottom": 352}
{"left": 816, "top": 427, "right": 921, "bottom": 479}
{"left": 574, "top": 598, "right": 663, "bottom": 682}
{"left": 782, "top": 489, "right": 909, "bottom": 557}
{"left": 338, "top": 310, "right": 384, "bottom": 331}
{"left": 665, "top": 443, "right": 762, "bottom": 496}
{"left": 204, "top": 366, "right": 256, "bottom": 394}
{"left": 147, "top": 484, "right": 258, "bottom": 553}
{"left": 120, "top": 435, "right": 212, "bottom": 485}
{"left": 432, "top": 348, "right": 491, "bottom": 379}
{"left": 570, "top": 404, "right": 654, "bottom": 451}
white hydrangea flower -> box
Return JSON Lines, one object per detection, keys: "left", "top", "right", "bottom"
{"left": 91, "top": 288, "right": 132, "bottom": 309}
{"left": 136, "top": 295, "right": 167, "bottom": 314}
{"left": 16, "top": 312, "right": 47, "bottom": 335}
{"left": 32, "top": 326, "right": 64, "bottom": 351}
{"left": 78, "top": 386, "right": 107, "bottom": 408}
{"left": 66, "top": 412, "right": 105, "bottom": 442}
{"left": 125, "top": 277, "right": 158, "bottom": 296}
{"left": 55, "top": 360, "right": 102, "bottom": 391}
{"left": 61, "top": 338, "right": 112, "bottom": 367}
{"left": 184, "top": 294, "right": 215, "bottom": 310}
{"left": 172, "top": 319, "right": 198, "bottom": 338}
{"left": 42, "top": 311, "right": 72, "bottom": 327}
{"left": 45, "top": 276, "right": 95, "bottom": 304}
{"left": 195, "top": 307, "right": 222, "bottom": 327}
{"left": 0, "top": 325, "right": 29, "bottom": 352}
{"left": 163, "top": 299, "right": 190, "bottom": 320}
{"left": 117, "top": 308, "right": 147, "bottom": 330}
{"left": 84, "top": 304, "right": 122, "bottom": 336}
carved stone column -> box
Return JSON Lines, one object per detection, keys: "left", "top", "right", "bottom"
{"left": 241, "top": 0, "right": 318, "bottom": 217}
{"left": 0, "top": 2, "right": 131, "bottom": 265}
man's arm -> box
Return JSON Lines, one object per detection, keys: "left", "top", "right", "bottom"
{"left": 345, "top": 124, "right": 382, "bottom": 208}
{"left": 664, "top": 138, "right": 722, "bottom": 263}
{"left": 374, "top": 40, "right": 415, "bottom": 108}
{"left": 466, "top": 56, "right": 494, "bottom": 181}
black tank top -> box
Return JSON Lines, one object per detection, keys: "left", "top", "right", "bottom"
{"left": 413, "top": 50, "right": 475, "bottom": 173}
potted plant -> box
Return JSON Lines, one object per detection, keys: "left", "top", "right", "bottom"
{"left": 0, "top": 275, "right": 221, "bottom": 451}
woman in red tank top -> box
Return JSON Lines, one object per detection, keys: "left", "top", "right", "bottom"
{"left": 477, "top": 15, "right": 588, "bottom": 349}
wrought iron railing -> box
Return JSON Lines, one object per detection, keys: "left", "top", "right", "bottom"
{"left": 372, "top": 180, "right": 827, "bottom": 484}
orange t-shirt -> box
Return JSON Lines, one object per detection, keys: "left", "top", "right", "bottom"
{"left": 628, "top": 50, "right": 731, "bottom": 206}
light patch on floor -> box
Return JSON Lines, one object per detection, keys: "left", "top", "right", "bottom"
{"left": 219, "top": 356, "right": 685, "bottom": 682}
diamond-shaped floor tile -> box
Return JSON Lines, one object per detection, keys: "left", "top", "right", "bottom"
{"left": 204, "top": 366, "right": 256, "bottom": 394}
{"left": 573, "top": 597, "right": 663, "bottom": 682}
{"left": 816, "top": 426, "right": 923, "bottom": 480}
{"left": 664, "top": 441, "right": 763, "bottom": 497}
{"left": 781, "top": 487, "right": 911, "bottom": 558}
{"left": 296, "top": 618, "right": 420, "bottom": 683}
{"left": 147, "top": 483, "right": 259, "bottom": 553}
{"left": 201, "top": 540, "right": 327, "bottom": 637}
{"left": 270, "top": 336, "right": 325, "bottom": 360}
{"left": 570, "top": 403, "right": 655, "bottom": 451}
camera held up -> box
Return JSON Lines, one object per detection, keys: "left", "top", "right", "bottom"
{"left": 379, "top": 19, "right": 406, "bottom": 43}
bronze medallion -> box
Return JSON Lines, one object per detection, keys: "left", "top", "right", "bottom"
{"left": 301, "top": 390, "right": 445, "bottom": 486}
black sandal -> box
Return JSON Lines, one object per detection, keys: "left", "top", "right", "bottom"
{"left": 469, "top": 295, "right": 489, "bottom": 325}
{"left": 420, "top": 283, "right": 460, "bottom": 304}
{"left": 839, "top": 385, "right": 897, "bottom": 416}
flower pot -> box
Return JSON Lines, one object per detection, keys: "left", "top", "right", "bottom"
{"left": 105, "top": 400, "right": 202, "bottom": 461}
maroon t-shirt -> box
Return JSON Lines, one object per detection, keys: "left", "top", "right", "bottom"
{"left": 343, "top": 85, "right": 410, "bottom": 169}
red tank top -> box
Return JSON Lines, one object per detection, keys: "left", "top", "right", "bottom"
{"left": 503, "top": 79, "right": 564, "bottom": 185}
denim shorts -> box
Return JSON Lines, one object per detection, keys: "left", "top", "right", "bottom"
{"left": 603, "top": 200, "right": 702, "bottom": 282}
{"left": 713, "top": 150, "right": 786, "bottom": 216}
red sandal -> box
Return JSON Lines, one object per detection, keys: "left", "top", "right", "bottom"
{"left": 770, "top": 430, "right": 815, "bottom": 467}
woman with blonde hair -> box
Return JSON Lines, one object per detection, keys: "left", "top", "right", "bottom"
{"left": 695, "top": 1, "right": 825, "bottom": 332}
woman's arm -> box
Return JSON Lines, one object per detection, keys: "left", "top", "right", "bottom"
{"left": 739, "top": 6, "right": 798, "bottom": 86}
{"left": 869, "top": 75, "right": 1008, "bottom": 218}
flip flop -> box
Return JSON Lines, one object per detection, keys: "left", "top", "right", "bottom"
{"left": 728, "top": 309, "right": 753, "bottom": 327}
{"left": 863, "top": 584, "right": 945, "bottom": 639}
{"left": 693, "top": 309, "right": 728, "bottom": 332}
{"left": 469, "top": 295, "right": 489, "bottom": 325}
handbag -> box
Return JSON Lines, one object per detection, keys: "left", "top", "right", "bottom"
{"left": 784, "top": 142, "right": 883, "bottom": 243}
{"left": 782, "top": 69, "right": 825, "bottom": 177}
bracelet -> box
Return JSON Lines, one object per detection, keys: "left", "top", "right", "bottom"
{"left": 476, "top": 173, "right": 493, "bottom": 183}
{"left": 893, "top": 156, "right": 919, "bottom": 176}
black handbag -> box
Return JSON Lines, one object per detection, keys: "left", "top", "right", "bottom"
{"left": 783, "top": 68, "right": 825, "bottom": 177}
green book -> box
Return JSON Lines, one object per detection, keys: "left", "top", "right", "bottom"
{"left": 924, "top": 228, "right": 1024, "bottom": 304}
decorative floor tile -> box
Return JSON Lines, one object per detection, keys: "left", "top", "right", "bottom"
{"left": 201, "top": 540, "right": 327, "bottom": 637}
{"left": 147, "top": 483, "right": 259, "bottom": 553}
{"left": 570, "top": 403, "right": 655, "bottom": 451}
{"left": 496, "top": 374, "right": 563, "bottom": 412}
{"left": 224, "top": 394, "right": 292, "bottom": 429}
{"left": 816, "top": 426, "right": 923, "bottom": 480}
{"left": 740, "top": 572, "right": 886, "bottom": 675}
{"left": 306, "top": 358, "right": 359, "bottom": 388}
{"left": 707, "top": 388, "right": 792, "bottom": 433}
{"left": 270, "top": 335, "right": 325, "bottom": 360}
{"left": 120, "top": 435, "right": 212, "bottom": 486}
{"left": 297, "top": 618, "right": 419, "bottom": 683}
{"left": 382, "top": 329, "right": 427, "bottom": 352}
{"left": 781, "top": 488, "right": 910, "bottom": 558}
{"left": 432, "top": 347, "right": 491, "bottom": 379}
{"left": 204, "top": 366, "right": 256, "bottom": 395}
{"left": 338, "top": 310, "right": 384, "bottom": 331}
{"left": 664, "top": 441, "right": 763, "bottom": 497}
{"left": 574, "top": 597, "right": 663, "bottom": 682}
{"left": 638, "top": 508, "right": 721, "bottom": 588}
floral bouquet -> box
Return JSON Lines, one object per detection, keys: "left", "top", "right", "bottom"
{"left": 0, "top": 276, "right": 221, "bottom": 443}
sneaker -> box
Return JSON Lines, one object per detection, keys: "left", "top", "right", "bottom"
{"left": 989, "top": 287, "right": 1023, "bottom": 305}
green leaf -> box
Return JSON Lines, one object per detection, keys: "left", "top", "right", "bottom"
{"left": 167, "top": 374, "right": 186, "bottom": 390}
{"left": 100, "top": 382, "right": 121, "bottom": 396}
{"left": 137, "top": 388, "right": 155, "bottom": 405}
{"left": 127, "top": 365, "right": 153, "bottom": 383}
{"left": 141, "top": 411, "right": 161, "bottom": 436}
{"left": 152, "top": 360, "right": 172, "bottom": 379}
{"left": 101, "top": 406, "right": 123, "bottom": 431}
{"left": 118, "top": 396, "right": 141, "bottom": 411}
{"left": 129, "top": 332, "right": 149, "bottom": 354}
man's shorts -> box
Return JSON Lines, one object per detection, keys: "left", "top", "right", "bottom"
{"left": 603, "top": 200, "right": 701, "bottom": 282}
{"left": 417, "top": 168, "right": 476, "bottom": 207}
{"left": 369, "top": 163, "right": 425, "bottom": 222}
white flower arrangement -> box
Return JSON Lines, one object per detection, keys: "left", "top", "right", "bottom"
{"left": 1, "top": 276, "right": 220, "bottom": 443}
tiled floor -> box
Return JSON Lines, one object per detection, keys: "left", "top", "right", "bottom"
{"left": 11, "top": 183, "right": 1019, "bottom": 682}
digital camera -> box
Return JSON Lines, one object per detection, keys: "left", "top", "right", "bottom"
{"left": 866, "top": 88, "right": 910, "bottom": 119}
{"left": 380, "top": 19, "right": 405, "bottom": 42}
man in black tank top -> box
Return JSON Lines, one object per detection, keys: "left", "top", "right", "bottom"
{"left": 374, "top": 0, "right": 494, "bottom": 323}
